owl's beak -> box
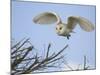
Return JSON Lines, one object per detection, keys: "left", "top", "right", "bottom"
{"left": 56, "top": 31, "right": 61, "bottom": 35}
{"left": 56, "top": 31, "right": 60, "bottom": 34}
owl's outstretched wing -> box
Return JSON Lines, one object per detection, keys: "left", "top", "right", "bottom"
{"left": 33, "top": 12, "right": 61, "bottom": 24}
{"left": 67, "top": 16, "right": 94, "bottom": 32}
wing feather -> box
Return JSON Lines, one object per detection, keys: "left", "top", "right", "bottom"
{"left": 33, "top": 12, "right": 61, "bottom": 24}
{"left": 67, "top": 16, "right": 94, "bottom": 32}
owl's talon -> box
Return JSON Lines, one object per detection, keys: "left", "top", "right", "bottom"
{"left": 67, "top": 34, "right": 71, "bottom": 39}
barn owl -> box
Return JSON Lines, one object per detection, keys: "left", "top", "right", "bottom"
{"left": 33, "top": 12, "right": 94, "bottom": 39}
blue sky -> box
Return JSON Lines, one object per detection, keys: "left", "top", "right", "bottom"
{"left": 12, "top": 0, "right": 96, "bottom": 71}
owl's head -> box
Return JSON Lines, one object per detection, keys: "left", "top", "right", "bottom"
{"left": 56, "top": 23, "right": 67, "bottom": 36}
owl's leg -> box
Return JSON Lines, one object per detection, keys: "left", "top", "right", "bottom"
{"left": 67, "top": 34, "right": 71, "bottom": 39}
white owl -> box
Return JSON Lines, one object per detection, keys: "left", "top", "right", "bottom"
{"left": 33, "top": 12, "right": 94, "bottom": 39}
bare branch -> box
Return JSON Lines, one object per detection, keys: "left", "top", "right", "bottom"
{"left": 11, "top": 38, "right": 30, "bottom": 55}
{"left": 83, "top": 56, "right": 86, "bottom": 69}
{"left": 12, "top": 46, "right": 33, "bottom": 70}
{"left": 46, "top": 43, "right": 51, "bottom": 58}
{"left": 11, "top": 38, "right": 25, "bottom": 49}
{"left": 11, "top": 38, "right": 68, "bottom": 74}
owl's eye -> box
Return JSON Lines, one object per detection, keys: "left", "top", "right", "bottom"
{"left": 59, "top": 27, "right": 62, "bottom": 30}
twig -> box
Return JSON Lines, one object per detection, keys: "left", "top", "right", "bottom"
{"left": 46, "top": 43, "right": 51, "bottom": 58}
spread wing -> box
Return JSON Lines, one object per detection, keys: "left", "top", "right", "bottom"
{"left": 33, "top": 12, "right": 61, "bottom": 24}
{"left": 67, "top": 16, "right": 94, "bottom": 32}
